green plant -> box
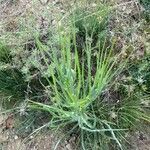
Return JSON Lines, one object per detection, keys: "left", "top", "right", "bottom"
{"left": 73, "top": 4, "right": 109, "bottom": 50}
{"left": 0, "top": 42, "right": 10, "bottom": 63}
{"left": 0, "top": 41, "right": 26, "bottom": 108}
{"left": 139, "top": 0, "right": 150, "bottom": 22}
{"left": 0, "top": 69, "right": 27, "bottom": 109}
{"left": 139, "top": 0, "right": 150, "bottom": 10}
{"left": 27, "top": 19, "right": 129, "bottom": 150}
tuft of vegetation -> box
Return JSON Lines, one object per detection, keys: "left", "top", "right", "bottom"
{"left": 26, "top": 7, "right": 149, "bottom": 149}
{"left": 0, "top": 1, "right": 149, "bottom": 150}
{"left": 0, "top": 69, "right": 26, "bottom": 109}
{"left": 0, "top": 42, "right": 11, "bottom": 63}
{"left": 139, "top": 0, "right": 150, "bottom": 22}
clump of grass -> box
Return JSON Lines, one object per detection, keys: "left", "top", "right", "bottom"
{"left": 24, "top": 5, "right": 150, "bottom": 149}
{"left": 129, "top": 56, "right": 150, "bottom": 94}
{"left": 73, "top": 4, "right": 109, "bottom": 50}
{"left": 0, "top": 42, "right": 26, "bottom": 109}
{"left": 0, "top": 69, "right": 27, "bottom": 109}
{"left": 0, "top": 42, "right": 10, "bottom": 63}
{"left": 28, "top": 39, "right": 123, "bottom": 149}
{"left": 74, "top": 5, "right": 109, "bottom": 36}
{"left": 26, "top": 10, "right": 127, "bottom": 149}
{"left": 139, "top": 0, "right": 150, "bottom": 11}
{"left": 139, "top": 0, "right": 150, "bottom": 22}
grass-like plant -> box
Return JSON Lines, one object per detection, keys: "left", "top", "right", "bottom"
{"left": 0, "top": 40, "right": 26, "bottom": 109}
{"left": 0, "top": 69, "right": 26, "bottom": 109}
{"left": 27, "top": 16, "right": 129, "bottom": 149}
{"left": 139, "top": 0, "right": 150, "bottom": 22}
{"left": 0, "top": 42, "right": 10, "bottom": 63}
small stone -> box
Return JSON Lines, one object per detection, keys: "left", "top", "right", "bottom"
{"left": 30, "top": 136, "right": 34, "bottom": 139}
{"left": 60, "top": 9, "right": 65, "bottom": 13}
{"left": 52, "top": 20, "right": 56, "bottom": 25}
{"left": 14, "top": 135, "right": 18, "bottom": 140}
{"left": 66, "top": 144, "right": 72, "bottom": 150}
{"left": 92, "top": 3, "right": 96, "bottom": 7}
{"left": 110, "top": 112, "right": 117, "bottom": 119}
{"left": 64, "top": 140, "right": 68, "bottom": 144}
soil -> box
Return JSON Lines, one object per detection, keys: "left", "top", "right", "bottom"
{"left": 0, "top": 113, "right": 76, "bottom": 150}
{"left": 1, "top": 113, "right": 150, "bottom": 150}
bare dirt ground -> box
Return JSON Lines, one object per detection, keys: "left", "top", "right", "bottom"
{"left": 0, "top": 113, "right": 76, "bottom": 150}
{"left": 0, "top": 112, "right": 150, "bottom": 150}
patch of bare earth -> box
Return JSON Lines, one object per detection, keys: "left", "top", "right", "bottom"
{"left": 0, "top": 112, "right": 76, "bottom": 150}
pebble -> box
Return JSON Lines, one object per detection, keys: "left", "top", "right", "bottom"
{"left": 66, "top": 144, "right": 72, "bottom": 150}
{"left": 14, "top": 135, "right": 18, "bottom": 140}
{"left": 92, "top": 3, "right": 96, "bottom": 7}
{"left": 30, "top": 136, "right": 34, "bottom": 139}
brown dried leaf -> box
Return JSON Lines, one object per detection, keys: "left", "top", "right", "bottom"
{"left": 5, "top": 114, "right": 14, "bottom": 129}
